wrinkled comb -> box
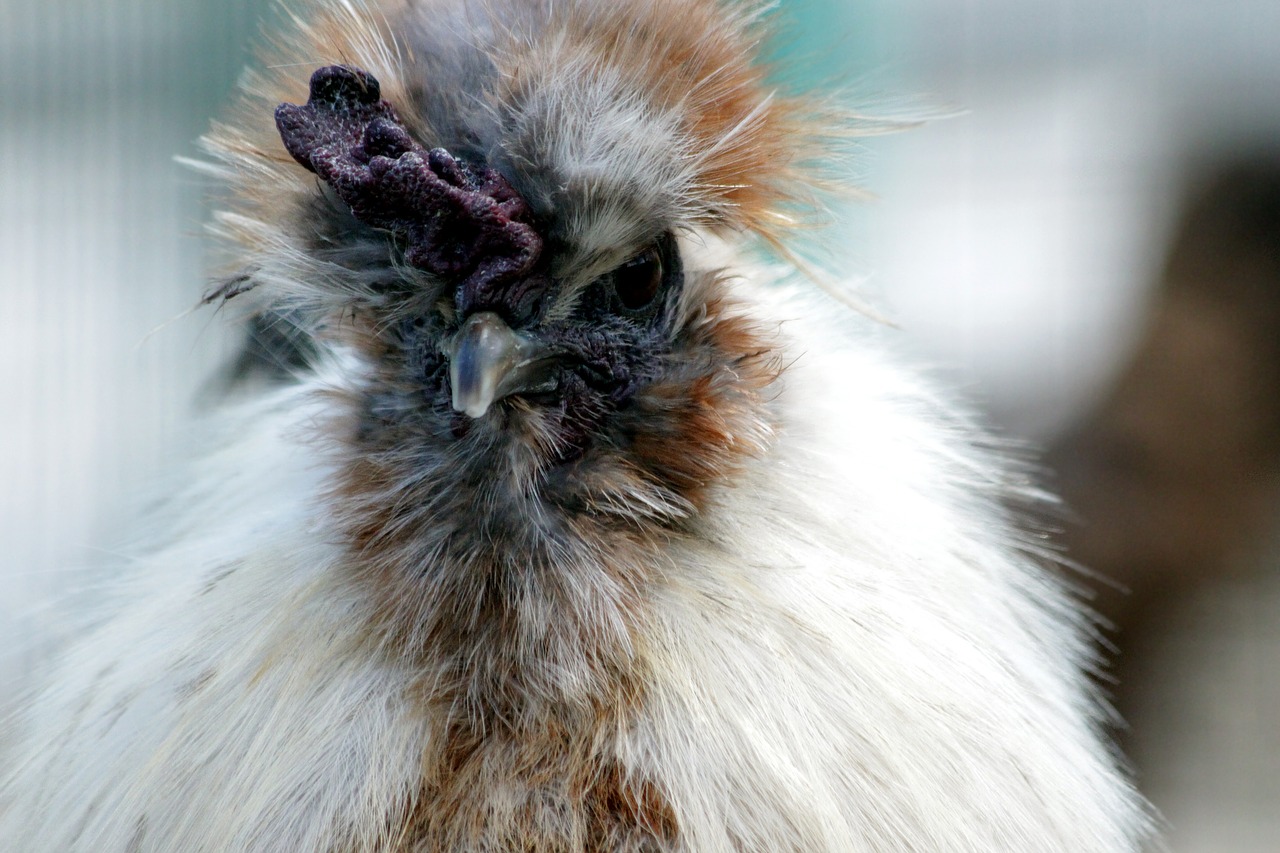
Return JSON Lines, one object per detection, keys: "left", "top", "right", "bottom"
{"left": 275, "top": 65, "right": 544, "bottom": 315}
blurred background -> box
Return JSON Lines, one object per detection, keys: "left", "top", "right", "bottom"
{"left": 2, "top": 1, "right": 1278, "bottom": 848}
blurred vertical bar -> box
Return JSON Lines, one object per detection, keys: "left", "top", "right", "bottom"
{"left": 762, "top": 0, "right": 904, "bottom": 280}
{"left": 0, "top": 0, "right": 269, "bottom": 686}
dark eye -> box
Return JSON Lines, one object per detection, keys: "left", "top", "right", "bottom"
{"left": 611, "top": 245, "right": 663, "bottom": 312}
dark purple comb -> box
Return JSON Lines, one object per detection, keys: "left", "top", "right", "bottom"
{"left": 275, "top": 65, "right": 544, "bottom": 316}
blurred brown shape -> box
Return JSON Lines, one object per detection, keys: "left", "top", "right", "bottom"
{"left": 1047, "top": 156, "right": 1280, "bottom": 718}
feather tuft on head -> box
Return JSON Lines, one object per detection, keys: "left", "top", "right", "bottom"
{"left": 200, "top": 0, "right": 836, "bottom": 321}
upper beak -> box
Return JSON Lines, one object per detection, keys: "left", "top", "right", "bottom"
{"left": 445, "top": 312, "right": 556, "bottom": 418}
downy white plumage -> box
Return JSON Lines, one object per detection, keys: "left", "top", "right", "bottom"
{"left": 0, "top": 0, "right": 1153, "bottom": 850}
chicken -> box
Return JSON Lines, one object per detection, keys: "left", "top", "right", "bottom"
{"left": 0, "top": 0, "right": 1152, "bottom": 850}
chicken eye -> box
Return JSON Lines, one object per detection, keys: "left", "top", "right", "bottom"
{"left": 611, "top": 245, "right": 663, "bottom": 312}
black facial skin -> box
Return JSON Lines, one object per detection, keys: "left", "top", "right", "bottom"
{"left": 399, "top": 232, "right": 684, "bottom": 459}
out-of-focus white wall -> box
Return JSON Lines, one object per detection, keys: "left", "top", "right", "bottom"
{"left": 872, "top": 0, "right": 1280, "bottom": 437}
{"left": 0, "top": 0, "right": 266, "bottom": 684}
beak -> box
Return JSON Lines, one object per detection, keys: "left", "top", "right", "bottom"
{"left": 445, "top": 312, "right": 556, "bottom": 418}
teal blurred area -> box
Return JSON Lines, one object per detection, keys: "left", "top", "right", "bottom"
{"left": 0, "top": 0, "right": 271, "bottom": 684}
{"left": 764, "top": 0, "right": 901, "bottom": 87}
